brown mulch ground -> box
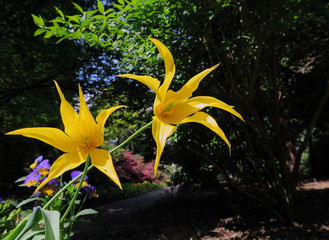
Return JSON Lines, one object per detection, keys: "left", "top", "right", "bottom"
{"left": 200, "top": 180, "right": 329, "bottom": 240}
{"left": 89, "top": 179, "right": 329, "bottom": 240}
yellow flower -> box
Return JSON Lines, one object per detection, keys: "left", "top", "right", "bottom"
{"left": 7, "top": 82, "right": 125, "bottom": 192}
{"left": 119, "top": 38, "right": 244, "bottom": 175}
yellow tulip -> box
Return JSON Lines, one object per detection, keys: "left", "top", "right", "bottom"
{"left": 7, "top": 82, "right": 125, "bottom": 192}
{"left": 119, "top": 38, "right": 244, "bottom": 175}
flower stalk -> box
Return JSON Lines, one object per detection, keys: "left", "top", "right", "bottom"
{"left": 60, "top": 155, "right": 90, "bottom": 224}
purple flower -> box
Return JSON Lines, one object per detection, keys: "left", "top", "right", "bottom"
{"left": 71, "top": 171, "right": 88, "bottom": 188}
{"left": 29, "top": 156, "right": 43, "bottom": 170}
{"left": 34, "top": 160, "right": 51, "bottom": 176}
{"left": 24, "top": 171, "right": 41, "bottom": 187}
{"left": 84, "top": 185, "right": 99, "bottom": 198}
{"left": 38, "top": 178, "right": 60, "bottom": 196}
{"left": 34, "top": 191, "right": 41, "bottom": 198}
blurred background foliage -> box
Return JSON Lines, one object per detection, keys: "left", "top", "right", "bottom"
{"left": 1, "top": 0, "right": 329, "bottom": 224}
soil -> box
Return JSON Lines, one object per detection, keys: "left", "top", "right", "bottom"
{"left": 78, "top": 179, "right": 329, "bottom": 240}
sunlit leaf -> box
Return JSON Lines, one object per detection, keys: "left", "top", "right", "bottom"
{"left": 72, "top": 2, "right": 84, "bottom": 14}
{"left": 34, "top": 29, "right": 46, "bottom": 37}
{"left": 44, "top": 31, "right": 53, "bottom": 39}
{"left": 54, "top": 7, "right": 64, "bottom": 19}
{"left": 98, "top": 0, "right": 105, "bottom": 14}
{"left": 31, "top": 14, "right": 45, "bottom": 27}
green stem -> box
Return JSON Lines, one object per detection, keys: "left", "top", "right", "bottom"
{"left": 43, "top": 173, "right": 85, "bottom": 210}
{"left": 43, "top": 120, "right": 153, "bottom": 210}
{"left": 60, "top": 155, "right": 90, "bottom": 224}
{"left": 109, "top": 120, "right": 153, "bottom": 154}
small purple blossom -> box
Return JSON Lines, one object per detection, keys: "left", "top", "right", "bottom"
{"left": 24, "top": 171, "right": 41, "bottom": 187}
{"left": 29, "top": 156, "right": 44, "bottom": 170}
{"left": 71, "top": 171, "right": 88, "bottom": 188}
{"left": 38, "top": 178, "right": 60, "bottom": 196}
{"left": 71, "top": 171, "right": 98, "bottom": 198}
{"left": 34, "top": 160, "right": 51, "bottom": 176}
{"left": 84, "top": 185, "right": 99, "bottom": 198}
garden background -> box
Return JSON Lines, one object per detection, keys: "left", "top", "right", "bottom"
{"left": 1, "top": 0, "right": 329, "bottom": 239}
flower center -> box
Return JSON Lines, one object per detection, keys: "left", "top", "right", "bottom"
{"left": 78, "top": 136, "right": 96, "bottom": 153}
{"left": 154, "top": 102, "right": 176, "bottom": 125}
{"left": 37, "top": 168, "right": 49, "bottom": 176}
{"left": 156, "top": 102, "right": 174, "bottom": 117}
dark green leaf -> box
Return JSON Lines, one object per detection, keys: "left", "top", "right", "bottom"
{"left": 16, "top": 198, "right": 38, "bottom": 208}
{"left": 75, "top": 208, "right": 98, "bottom": 218}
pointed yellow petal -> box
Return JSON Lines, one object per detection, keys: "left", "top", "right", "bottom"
{"left": 77, "top": 84, "right": 97, "bottom": 137}
{"left": 149, "top": 38, "right": 176, "bottom": 98}
{"left": 90, "top": 148, "right": 122, "bottom": 189}
{"left": 152, "top": 116, "right": 177, "bottom": 175}
{"left": 94, "top": 105, "right": 126, "bottom": 146}
{"left": 180, "top": 112, "right": 231, "bottom": 153}
{"left": 34, "top": 152, "right": 86, "bottom": 192}
{"left": 96, "top": 105, "right": 126, "bottom": 131}
{"left": 54, "top": 81, "right": 81, "bottom": 140}
{"left": 176, "top": 64, "right": 219, "bottom": 100}
{"left": 6, "top": 127, "right": 78, "bottom": 152}
{"left": 185, "top": 96, "right": 244, "bottom": 121}
{"left": 118, "top": 74, "right": 160, "bottom": 94}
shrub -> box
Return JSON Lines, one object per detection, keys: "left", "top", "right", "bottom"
{"left": 115, "top": 150, "right": 168, "bottom": 183}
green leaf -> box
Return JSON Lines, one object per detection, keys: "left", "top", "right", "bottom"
{"left": 98, "top": 1, "right": 105, "bottom": 14}
{"left": 72, "top": 2, "right": 84, "bottom": 14}
{"left": 100, "top": 19, "right": 108, "bottom": 32}
{"left": 113, "top": 4, "right": 123, "bottom": 10}
{"left": 17, "top": 229, "right": 44, "bottom": 240}
{"left": 31, "top": 14, "right": 45, "bottom": 27}
{"left": 75, "top": 208, "right": 98, "bottom": 219}
{"left": 86, "top": 10, "right": 98, "bottom": 18}
{"left": 51, "top": 16, "right": 65, "bottom": 23}
{"left": 15, "top": 176, "right": 26, "bottom": 183}
{"left": 8, "top": 207, "right": 60, "bottom": 240}
{"left": 68, "top": 15, "right": 81, "bottom": 24}
{"left": 105, "top": 8, "right": 114, "bottom": 15}
{"left": 54, "top": 7, "right": 64, "bottom": 19}
{"left": 44, "top": 31, "right": 53, "bottom": 39}
{"left": 2, "top": 214, "right": 31, "bottom": 240}
{"left": 118, "top": 0, "right": 125, "bottom": 5}
{"left": 16, "top": 198, "right": 38, "bottom": 208}
{"left": 41, "top": 209, "right": 60, "bottom": 240}
{"left": 32, "top": 235, "right": 45, "bottom": 240}
{"left": 56, "top": 37, "right": 66, "bottom": 44}
{"left": 14, "top": 208, "right": 43, "bottom": 240}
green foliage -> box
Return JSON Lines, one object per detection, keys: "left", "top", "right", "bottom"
{"left": 3, "top": 0, "right": 329, "bottom": 228}
{"left": 33, "top": 1, "right": 135, "bottom": 49}
{"left": 0, "top": 201, "right": 22, "bottom": 239}
{"left": 0, "top": 0, "right": 95, "bottom": 197}
{"left": 11, "top": 207, "right": 59, "bottom": 240}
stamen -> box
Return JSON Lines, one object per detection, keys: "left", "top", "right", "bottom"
{"left": 84, "top": 137, "right": 89, "bottom": 146}
{"left": 162, "top": 102, "right": 173, "bottom": 114}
